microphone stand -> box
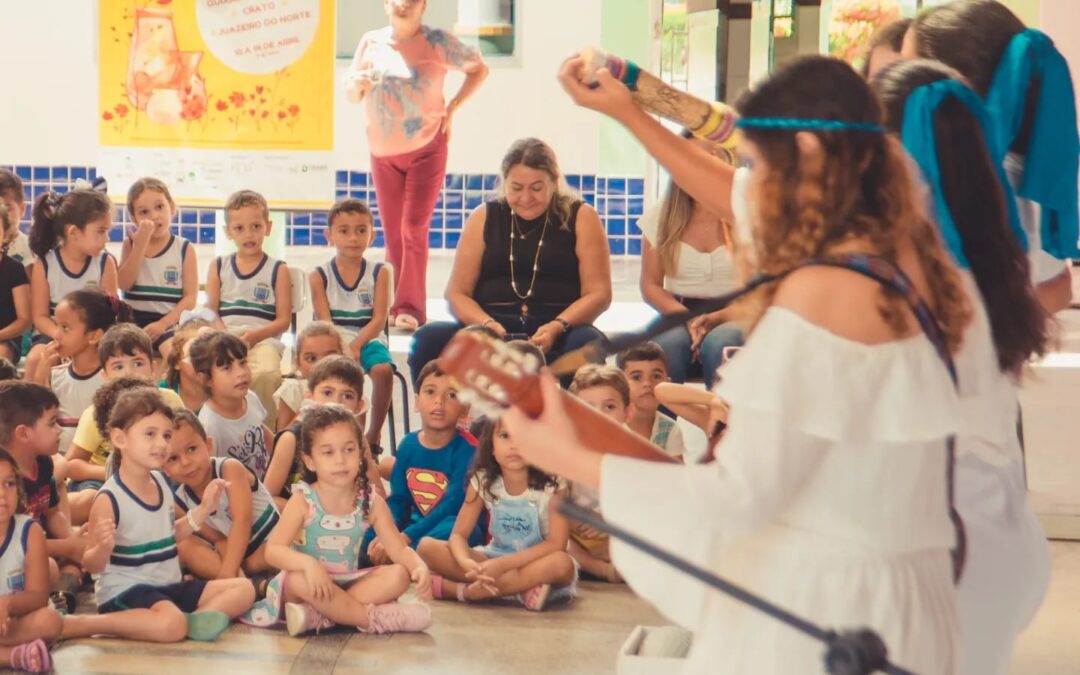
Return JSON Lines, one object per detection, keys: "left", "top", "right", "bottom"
{"left": 559, "top": 501, "right": 918, "bottom": 675}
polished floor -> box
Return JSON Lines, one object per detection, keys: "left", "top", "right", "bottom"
{"left": 55, "top": 245, "right": 1078, "bottom": 673}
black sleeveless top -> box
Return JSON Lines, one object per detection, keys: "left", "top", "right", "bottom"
{"left": 473, "top": 200, "right": 584, "bottom": 324}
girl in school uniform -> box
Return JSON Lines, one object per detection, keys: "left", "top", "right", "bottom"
{"left": 118, "top": 178, "right": 198, "bottom": 359}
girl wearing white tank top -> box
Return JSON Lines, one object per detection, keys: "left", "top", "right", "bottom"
{"left": 63, "top": 390, "right": 255, "bottom": 643}
{"left": 118, "top": 179, "right": 199, "bottom": 358}
{"left": 24, "top": 186, "right": 118, "bottom": 382}
{"left": 0, "top": 450, "right": 61, "bottom": 673}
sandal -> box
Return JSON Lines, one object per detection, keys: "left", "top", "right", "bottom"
{"left": 394, "top": 315, "right": 420, "bottom": 331}
{"left": 10, "top": 639, "right": 50, "bottom": 673}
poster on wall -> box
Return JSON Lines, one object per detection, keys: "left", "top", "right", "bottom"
{"left": 98, "top": 0, "right": 335, "bottom": 209}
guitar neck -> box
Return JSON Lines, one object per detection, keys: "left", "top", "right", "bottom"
{"left": 527, "top": 387, "right": 677, "bottom": 464}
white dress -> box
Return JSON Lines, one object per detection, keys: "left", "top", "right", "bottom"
{"left": 951, "top": 274, "right": 1049, "bottom": 675}
{"left": 600, "top": 306, "right": 962, "bottom": 675}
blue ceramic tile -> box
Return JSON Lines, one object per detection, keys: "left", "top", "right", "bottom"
{"left": 629, "top": 178, "right": 645, "bottom": 196}
{"left": 595, "top": 197, "right": 606, "bottom": 215}
{"left": 71, "top": 167, "right": 87, "bottom": 181}
{"left": 608, "top": 238, "right": 625, "bottom": 256}
{"left": 199, "top": 210, "right": 215, "bottom": 224}
{"left": 582, "top": 175, "right": 596, "bottom": 192}
{"left": 312, "top": 229, "right": 327, "bottom": 246}
{"left": 565, "top": 175, "right": 581, "bottom": 190}
{"left": 628, "top": 237, "right": 642, "bottom": 255}
{"left": 200, "top": 227, "right": 215, "bottom": 243}
{"left": 89, "top": 168, "right": 98, "bottom": 180}
{"left": 484, "top": 175, "right": 498, "bottom": 191}
{"left": 373, "top": 232, "right": 385, "bottom": 248}
{"left": 628, "top": 197, "right": 644, "bottom": 216}
{"left": 33, "top": 167, "right": 49, "bottom": 181}
{"left": 444, "top": 174, "right": 463, "bottom": 190}
{"left": 446, "top": 231, "right": 460, "bottom": 249}
{"left": 32, "top": 185, "right": 48, "bottom": 198}
{"left": 465, "top": 194, "right": 483, "bottom": 210}
{"left": 335, "top": 189, "right": 348, "bottom": 200}
{"left": 181, "top": 226, "right": 198, "bottom": 241}
{"left": 435, "top": 194, "right": 444, "bottom": 210}
{"left": 607, "top": 178, "right": 626, "bottom": 196}
{"left": 428, "top": 232, "right": 443, "bottom": 249}
{"left": 443, "top": 191, "right": 464, "bottom": 210}
{"left": 349, "top": 171, "right": 367, "bottom": 187}
{"left": 429, "top": 213, "right": 443, "bottom": 231}
{"left": 292, "top": 228, "right": 310, "bottom": 246}
{"left": 336, "top": 170, "right": 348, "bottom": 185}
{"left": 466, "top": 175, "right": 483, "bottom": 191}
{"left": 22, "top": 186, "right": 31, "bottom": 203}
{"left": 15, "top": 167, "right": 30, "bottom": 180}
{"left": 294, "top": 214, "right": 310, "bottom": 226}
{"left": 181, "top": 211, "right": 197, "bottom": 224}
{"left": 583, "top": 193, "right": 595, "bottom": 206}
{"left": 109, "top": 228, "right": 124, "bottom": 243}
{"left": 445, "top": 213, "right": 463, "bottom": 230}
{"left": 312, "top": 213, "right": 328, "bottom": 227}
{"left": 596, "top": 177, "right": 607, "bottom": 193}
{"left": 607, "top": 218, "right": 626, "bottom": 236}
{"left": 628, "top": 217, "right": 641, "bottom": 236}
{"left": 51, "top": 167, "right": 68, "bottom": 181}
{"left": 607, "top": 199, "right": 627, "bottom": 216}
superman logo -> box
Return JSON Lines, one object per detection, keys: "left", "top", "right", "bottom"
{"left": 406, "top": 468, "right": 449, "bottom": 515}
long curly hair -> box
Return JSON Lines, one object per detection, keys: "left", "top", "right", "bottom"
{"left": 298, "top": 404, "right": 371, "bottom": 517}
{"left": 735, "top": 56, "right": 970, "bottom": 352}
{"left": 470, "top": 418, "right": 559, "bottom": 505}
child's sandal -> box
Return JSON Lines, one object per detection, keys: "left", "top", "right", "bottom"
{"left": 10, "top": 638, "right": 50, "bottom": 673}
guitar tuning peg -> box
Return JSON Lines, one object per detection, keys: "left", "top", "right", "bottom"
{"left": 522, "top": 353, "right": 541, "bottom": 373}
{"left": 456, "top": 389, "right": 477, "bottom": 406}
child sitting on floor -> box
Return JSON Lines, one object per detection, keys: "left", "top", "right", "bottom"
{"left": 419, "top": 417, "right": 576, "bottom": 611}
{"left": 242, "top": 405, "right": 432, "bottom": 637}
{"left": 617, "top": 341, "right": 686, "bottom": 459}
{"left": 273, "top": 321, "right": 346, "bottom": 431}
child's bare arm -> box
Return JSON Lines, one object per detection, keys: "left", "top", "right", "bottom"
{"left": 6, "top": 523, "right": 50, "bottom": 615}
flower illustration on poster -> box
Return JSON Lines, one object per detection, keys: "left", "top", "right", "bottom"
{"left": 99, "top": 0, "right": 332, "bottom": 150}
{"left": 828, "top": 0, "right": 902, "bottom": 66}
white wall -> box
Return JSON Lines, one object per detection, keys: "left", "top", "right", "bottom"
{"left": 1, "top": 0, "right": 604, "bottom": 176}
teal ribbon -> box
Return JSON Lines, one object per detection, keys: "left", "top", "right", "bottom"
{"left": 985, "top": 29, "right": 1080, "bottom": 259}
{"left": 736, "top": 117, "right": 884, "bottom": 133}
{"left": 901, "top": 79, "right": 1027, "bottom": 268}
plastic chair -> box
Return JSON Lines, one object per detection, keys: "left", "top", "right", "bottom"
{"left": 288, "top": 265, "right": 308, "bottom": 338}
{"left": 382, "top": 262, "right": 411, "bottom": 454}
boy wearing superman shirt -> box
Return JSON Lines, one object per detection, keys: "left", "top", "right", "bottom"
{"left": 366, "top": 361, "right": 483, "bottom": 565}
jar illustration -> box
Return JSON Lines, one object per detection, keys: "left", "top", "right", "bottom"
{"left": 126, "top": 7, "right": 208, "bottom": 122}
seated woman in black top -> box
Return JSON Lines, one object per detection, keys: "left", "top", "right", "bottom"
{"left": 0, "top": 203, "right": 30, "bottom": 364}
{"left": 409, "top": 138, "right": 611, "bottom": 385}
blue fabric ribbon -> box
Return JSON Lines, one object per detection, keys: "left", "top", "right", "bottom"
{"left": 985, "top": 29, "right": 1080, "bottom": 259}
{"left": 735, "top": 117, "right": 884, "bottom": 133}
{"left": 901, "top": 79, "right": 1027, "bottom": 268}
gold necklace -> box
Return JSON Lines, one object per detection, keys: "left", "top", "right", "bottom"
{"left": 508, "top": 210, "right": 550, "bottom": 318}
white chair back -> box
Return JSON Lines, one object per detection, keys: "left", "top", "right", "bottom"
{"left": 288, "top": 266, "right": 308, "bottom": 315}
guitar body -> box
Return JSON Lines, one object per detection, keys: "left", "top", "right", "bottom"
{"left": 437, "top": 332, "right": 676, "bottom": 464}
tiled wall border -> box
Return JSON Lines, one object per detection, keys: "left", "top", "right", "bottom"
{"left": 3, "top": 166, "right": 646, "bottom": 256}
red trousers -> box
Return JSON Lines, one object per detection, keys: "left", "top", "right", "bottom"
{"left": 370, "top": 131, "right": 448, "bottom": 324}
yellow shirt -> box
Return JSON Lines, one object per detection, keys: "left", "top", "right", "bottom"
{"left": 72, "top": 387, "right": 185, "bottom": 465}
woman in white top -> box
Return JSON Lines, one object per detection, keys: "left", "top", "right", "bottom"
{"left": 511, "top": 55, "right": 974, "bottom": 674}
{"left": 872, "top": 59, "right": 1051, "bottom": 675}
{"left": 640, "top": 133, "right": 743, "bottom": 388}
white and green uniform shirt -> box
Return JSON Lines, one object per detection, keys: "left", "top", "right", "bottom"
{"left": 95, "top": 471, "right": 182, "bottom": 607}
{"left": 216, "top": 253, "right": 285, "bottom": 330}
{"left": 40, "top": 248, "right": 110, "bottom": 315}
{"left": 52, "top": 364, "right": 104, "bottom": 453}
{"left": 315, "top": 258, "right": 386, "bottom": 344}
{"left": 124, "top": 235, "right": 190, "bottom": 319}
{"left": 173, "top": 457, "right": 280, "bottom": 558}
{"left": 0, "top": 515, "right": 35, "bottom": 594}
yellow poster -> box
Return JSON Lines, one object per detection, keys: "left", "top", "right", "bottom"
{"left": 98, "top": 0, "right": 335, "bottom": 208}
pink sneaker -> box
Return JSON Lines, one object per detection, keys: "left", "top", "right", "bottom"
{"left": 517, "top": 584, "right": 551, "bottom": 612}
{"left": 365, "top": 602, "right": 433, "bottom": 634}
{"left": 285, "top": 602, "right": 334, "bottom": 636}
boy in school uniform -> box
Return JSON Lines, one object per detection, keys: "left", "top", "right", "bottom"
{"left": 205, "top": 190, "right": 292, "bottom": 430}
{"left": 309, "top": 198, "right": 394, "bottom": 457}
